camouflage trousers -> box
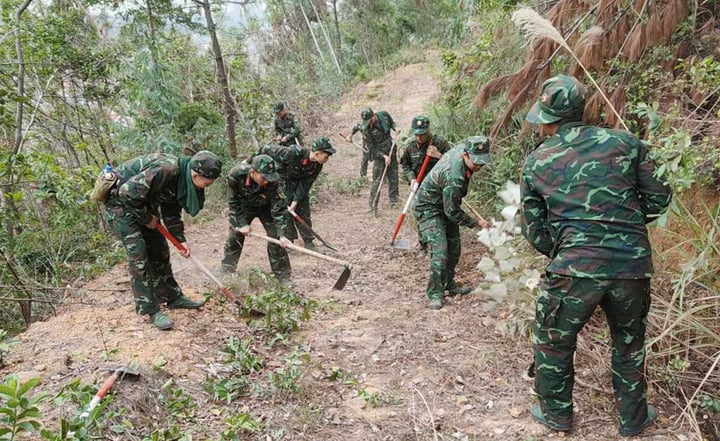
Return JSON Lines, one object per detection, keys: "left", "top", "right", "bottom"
{"left": 360, "top": 149, "right": 369, "bottom": 178}
{"left": 533, "top": 273, "right": 651, "bottom": 429}
{"left": 222, "top": 210, "right": 291, "bottom": 281}
{"left": 284, "top": 195, "right": 314, "bottom": 244}
{"left": 410, "top": 197, "right": 427, "bottom": 251}
{"left": 418, "top": 216, "right": 460, "bottom": 300}
{"left": 104, "top": 206, "right": 183, "bottom": 315}
{"left": 368, "top": 157, "right": 399, "bottom": 209}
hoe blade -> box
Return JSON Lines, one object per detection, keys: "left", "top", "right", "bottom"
{"left": 332, "top": 264, "right": 351, "bottom": 290}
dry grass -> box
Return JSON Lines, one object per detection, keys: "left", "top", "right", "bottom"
{"left": 476, "top": 0, "right": 695, "bottom": 132}
{"left": 569, "top": 25, "right": 604, "bottom": 77}
{"left": 474, "top": 75, "right": 512, "bottom": 108}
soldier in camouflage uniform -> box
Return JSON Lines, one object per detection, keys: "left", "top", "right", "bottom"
{"left": 221, "top": 154, "right": 292, "bottom": 281}
{"left": 104, "top": 151, "right": 222, "bottom": 330}
{"left": 400, "top": 116, "right": 452, "bottom": 258}
{"left": 258, "top": 137, "right": 336, "bottom": 250}
{"left": 273, "top": 102, "right": 303, "bottom": 146}
{"left": 520, "top": 74, "right": 672, "bottom": 436}
{"left": 413, "top": 137, "right": 491, "bottom": 310}
{"left": 349, "top": 108, "right": 399, "bottom": 211}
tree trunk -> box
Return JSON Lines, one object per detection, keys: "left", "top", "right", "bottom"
{"left": 298, "top": 0, "right": 325, "bottom": 62}
{"left": 14, "top": 0, "right": 34, "bottom": 154}
{"left": 308, "top": 0, "right": 341, "bottom": 75}
{"left": 331, "top": 0, "right": 342, "bottom": 67}
{"left": 199, "top": 0, "right": 238, "bottom": 158}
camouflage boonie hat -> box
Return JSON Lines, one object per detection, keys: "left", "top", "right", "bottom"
{"left": 411, "top": 115, "right": 430, "bottom": 135}
{"left": 251, "top": 154, "right": 280, "bottom": 182}
{"left": 464, "top": 136, "right": 491, "bottom": 165}
{"left": 360, "top": 108, "right": 374, "bottom": 129}
{"left": 311, "top": 137, "right": 337, "bottom": 154}
{"left": 190, "top": 150, "right": 222, "bottom": 179}
{"left": 273, "top": 102, "right": 285, "bottom": 114}
{"left": 526, "top": 74, "right": 588, "bottom": 124}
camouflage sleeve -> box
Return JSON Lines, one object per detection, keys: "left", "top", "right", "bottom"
{"left": 442, "top": 179, "right": 477, "bottom": 227}
{"left": 289, "top": 114, "right": 301, "bottom": 139}
{"left": 636, "top": 142, "right": 672, "bottom": 222}
{"left": 351, "top": 123, "right": 361, "bottom": 137}
{"left": 387, "top": 113, "right": 396, "bottom": 131}
{"left": 117, "top": 166, "right": 169, "bottom": 226}
{"left": 520, "top": 168, "right": 555, "bottom": 257}
{"left": 293, "top": 168, "right": 320, "bottom": 203}
{"left": 271, "top": 186, "right": 289, "bottom": 235}
{"left": 434, "top": 135, "right": 451, "bottom": 153}
{"left": 274, "top": 118, "right": 282, "bottom": 136}
{"left": 160, "top": 203, "right": 185, "bottom": 243}
{"left": 400, "top": 144, "right": 416, "bottom": 183}
{"left": 227, "top": 174, "right": 249, "bottom": 229}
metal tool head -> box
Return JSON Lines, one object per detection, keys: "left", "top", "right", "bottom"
{"left": 391, "top": 239, "right": 412, "bottom": 250}
{"left": 99, "top": 365, "right": 140, "bottom": 377}
{"left": 332, "top": 264, "right": 351, "bottom": 290}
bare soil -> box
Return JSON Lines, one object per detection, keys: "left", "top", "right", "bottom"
{"left": 2, "top": 59, "right": 686, "bottom": 440}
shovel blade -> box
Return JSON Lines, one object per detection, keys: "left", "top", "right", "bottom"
{"left": 391, "top": 239, "right": 412, "bottom": 250}
{"left": 332, "top": 265, "right": 351, "bottom": 290}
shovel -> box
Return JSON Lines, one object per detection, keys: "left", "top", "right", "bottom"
{"left": 157, "top": 223, "right": 242, "bottom": 306}
{"left": 372, "top": 136, "right": 398, "bottom": 216}
{"left": 248, "top": 231, "right": 351, "bottom": 290}
{"left": 287, "top": 208, "right": 338, "bottom": 252}
{"left": 80, "top": 365, "right": 140, "bottom": 419}
{"left": 390, "top": 154, "right": 433, "bottom": 249}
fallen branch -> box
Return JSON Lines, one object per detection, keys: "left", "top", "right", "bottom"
{"left": 412, "top": 386, "right": 438, "bottom": 441}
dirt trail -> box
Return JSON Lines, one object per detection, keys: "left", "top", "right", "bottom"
{"left": 3, "top": 59, "right": 679, "bottom": 440}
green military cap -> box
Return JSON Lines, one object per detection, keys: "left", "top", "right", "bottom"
{"left": 464, "top": 136, "right": 491, "bottom": 165}
{"left": 311, "top": 136, "right": 337, "bottom": 154}
{"left": 360, "top": 108, "right": 374, "bottom": 130}
{"left": 273, "top": 102, "right": 285, "bottom": 114}
{"left": 411, "top": 115, "right": 430, "bottom": 135}
{"left": 526, "top": 74, "right": 588, "bottom": 124}
{"left": 190, "top": 150, "right": 222, "bottom": 179}
{"left": 251, "top": 154, "right": 280, "bottom": 182}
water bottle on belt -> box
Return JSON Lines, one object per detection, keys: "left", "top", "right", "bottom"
{"left": 102, "top": 163, "right": 113, "bottom": 179}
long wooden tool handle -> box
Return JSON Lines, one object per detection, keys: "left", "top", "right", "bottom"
{"left": 338, "top": 132, "right": 368, "bottom": 153}
{"left": 462, "top": 200, "right": 487, "bottom": 223}
{"left": 249, "top": 231, "right": 348, "bottom": 267}
{"left": 158, "top": 224, "right": 239, "bottom": 303}
{"left": 390, "top": 153, "right": 431, "bottom": 243}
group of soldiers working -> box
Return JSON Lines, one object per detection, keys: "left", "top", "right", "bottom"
{"left": 101, "top": 73, "right": 671, "bottom": 437}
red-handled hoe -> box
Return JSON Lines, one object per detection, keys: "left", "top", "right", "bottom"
{"left": 157, "top": 223, "right": 242, "bottom": 306}
{"left": 390, "top": 154, "right": 433, "bottom": 250}
{"left": 287, "top": 208, "right": 338, "bottom": 252}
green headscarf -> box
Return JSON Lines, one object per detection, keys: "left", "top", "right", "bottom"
{"left": 176, "top": 156, "right": 204, "bottom": 216}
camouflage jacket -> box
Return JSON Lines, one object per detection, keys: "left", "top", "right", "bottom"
{"left": 226, "top": 163, "right": 287, "bottom": 233}
{"left": 108, "top": 153, "right": 187, "bottom": 241}
{"left": 413, "top": 146, "right": 478, "bottom": 228}
{"left": 400, "top": 133, "right": 451, "bottom": 183}
{"left": 259, "top": 145, "right": 322, "bottom": 203}
{"left": 351, "top": 111, "right": 395, "bottom": 159}
{"left": 520, "top": 122, "right": 672, "bottom": 279}
{"left": 274, "top": 112, "right": 302, "bottom": 146}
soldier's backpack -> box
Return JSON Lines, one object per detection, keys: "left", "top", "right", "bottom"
{"left": 89, "top": 167, "right": 118, "bottom": 203}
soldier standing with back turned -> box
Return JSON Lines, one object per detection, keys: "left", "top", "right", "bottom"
{"left": 348, "top": 108, "right": 399, "bottom": 211}
{"left": 520, "top": 74, "right": 672, "bottom": 436}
